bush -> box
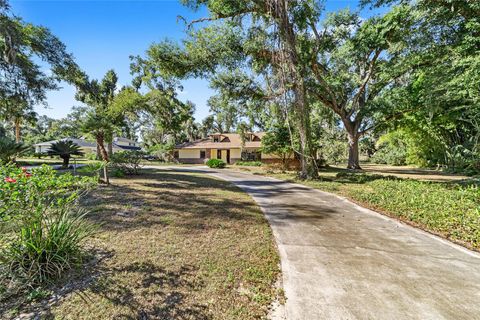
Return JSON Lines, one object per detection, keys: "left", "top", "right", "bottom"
{"left": 0, "top": 137, "right": 30, "bottom": 164}
{"left": 86, "top": 152, "right": 98, "bottom": 161}
{"left": 1, "top": 206, "right": 95, "bottom": 287}
{"left": 79, "top": 161, "right": 106, "bottom": 181}
{"left": 0, "top": 165, "right": 96, "bottom": 221}
{"left": 148, "top": 142, "right": 175, "bottom": 162}
{"left": 0, "top": 164, "right": 96, "bottom": 294}
{"left": 109, "top": 151, "right": 144, "bottom": 175}
{"left": 235, "top": 161, "right": 262, "bottom": 167}
{"left": 206, "top": 159, "right": 226, "bottom": 168}
{"left": 371, "top": 132, "right": 407, "bottom": 166}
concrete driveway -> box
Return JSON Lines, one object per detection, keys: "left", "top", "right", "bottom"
{"left": 197, "top": 168, "right": 480, "bottom": 320}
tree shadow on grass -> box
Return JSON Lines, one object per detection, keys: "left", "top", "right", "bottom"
{"left": 81, "top": 170, "right": 265, "bottom": 233}
{"left": 89, "top": 262, "right": 211, "bottom": 320}
{"left": 26, "top": 256, "right": 211, "bottom": 319}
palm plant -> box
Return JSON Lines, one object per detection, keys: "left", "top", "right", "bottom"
{"left": 0, "top": 136, "right": 30, "bottom": 163}
{"left": 47, "top": 140, "right": 84, "bottom": 168}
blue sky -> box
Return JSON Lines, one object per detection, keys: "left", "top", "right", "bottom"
{"left": 10, "top": 0, "right": 367, "bottom": 122}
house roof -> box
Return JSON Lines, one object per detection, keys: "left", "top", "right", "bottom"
{"left": 114, "top": 137, "right": 137, "bottom": 144}
{"left": 33, "top": 138, "right": 96, "bottom": 148}
{"left": 33, "top": 137, "right": 142, "bottom": 149}
{"left": 175, "top": 132, "right": 266, "bottom": 150}
{"left": 114, "top": 144, "right": 142, "bottom": 151}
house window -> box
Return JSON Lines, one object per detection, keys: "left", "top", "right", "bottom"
{"left": 174, "top": 151, "right": 179, "bottom": 159}
{"left": 200, "top": 150, "right": 206, "bottom": 158}
{"left": 217, "top": 150, "right": 222, "bottom": 159}
{"left": 241, "top": 150, "right": 261, "bottom": 161}
{"left": 213, "top": 136, "right": 219, "bottom": 142}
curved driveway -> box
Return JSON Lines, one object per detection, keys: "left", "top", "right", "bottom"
{"left": 161, "top": 166, "right": 480, "bottom": 320}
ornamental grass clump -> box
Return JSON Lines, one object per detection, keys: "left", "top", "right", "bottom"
{"left": 0, "top": 164, "right": 97, "bottom": 296}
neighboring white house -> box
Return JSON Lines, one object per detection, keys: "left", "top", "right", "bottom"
{"left": 33, "top": 137, "right": 141, "bottom": 154}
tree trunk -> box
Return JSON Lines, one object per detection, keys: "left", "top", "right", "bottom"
{"left": 14, "top": 118, "right": 21, "bottom": 143}
{"left": 272, "top": 0, "right": 317, "bottom": 180}
{"left": 107, "top": 142, "right": 113, "bottom": 157}
{"left": 347, "top": 133, "right": 361, "bottom": 170}
{"left": 61, "top": 155, "right": 70, "bottom": 168}
{"left": 96, "top": 133, "right": 110, "bottom": 185}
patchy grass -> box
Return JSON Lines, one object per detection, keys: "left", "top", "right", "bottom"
{"left": 233, "top": 166, "right": 480, "bottom": 250}
{"left": 9, "top": 168, "right": 280, "bottom": 319}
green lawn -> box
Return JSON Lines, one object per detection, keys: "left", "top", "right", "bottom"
{"left": 235, "top": 165, "right": 480, "bottom": 251}
{"left": 4, "top": 169, "right": 280, "bottom": 319}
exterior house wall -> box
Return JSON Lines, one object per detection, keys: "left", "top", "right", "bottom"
{"left": 220, "top": 150, "right": 228, "bottom": 163}
{"left": 207, "top": 148, "right": 242, "bottom": 164}
{"left": 210, "top": 149, "right": 217, "bottom": 159}
{"left": 178, "top": 149, "right": 205, "bottom": 164}
{"left": 230, "top": 148, "right": 242, "bottom": 163}
{"left": 179, "top": 149, "right": 200, "bottom": 159}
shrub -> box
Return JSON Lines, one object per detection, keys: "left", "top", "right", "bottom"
{"left": 206, "top": 159, "right": 226, "bottom": 168}
{"left": 1, "top": 206, "right": 96, "bottom": 288}
{"left": 86, "top": 152, "right": 98, "bottom": 161}
{"left": 0, "top": 137, "right": 30, "bottom": 164}
{"left": 235, "top": 161, "right": 262, "bottom": 166}
{"left": 0, "top": 164, "right": 96, "bottom": 294}
{"left": 47, "top": 140, "right": 84, "bottom": 168}
{"left": 371, "top": 131, "right": 407, "bottom": 166}
{"left": 109, "top": 151, "right": 144, "bottom": 175}
{"left": 79, "top": 161, "right": 106, "bottom": 181}
{"left": 0, "top": 165, "right": 95, "bottom": 221}
{"left": 148, "top": 142, "right": 175, "bottom": 162}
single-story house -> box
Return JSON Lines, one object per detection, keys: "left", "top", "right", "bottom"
{"left": 174, "top": 132, "right": 296, "bottom": 165}
{"left": 33, "top": 137, "right": 141, "bottom": 154}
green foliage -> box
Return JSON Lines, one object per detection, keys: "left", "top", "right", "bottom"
{"left": 86, "top": 152, "right": 98, "bottom": 161}
{"left": 0, "top": 136, "right": 29, "bottom": 163}
{"left": 79, "top": 161, "right": 106, "bottom": 180}
{"left": 235, "top": 161, "right": 262, "bottom": 167}
{"left": 148, "top": 142, "right": 175, "bottom": 162}
{"left": 47, "top": 140, "right": 84, "bottom": 168}
{"left": 0, "top": 164, "right": 96, "bottom": 293}
{"left": 109, "top": 151, "right": 144, "bottom": 175}
{"left": 336, "top": 172, "right": 394, "bottom": 184}
{"left": 0, "top": 1, "right": 81, "bottom": 142}
{"left": 0, "top": 164, "right": 95, "bottom": 221}
{"left": 1, "top": 206, "right": 95, "bottom": 287}
{"left": 352, "top": 178, "right": 480, "bottom": 248}
{"left": 371, "top": 131, "right": 407, "bottom": 166}
{"left": 206, "top": 158, "right": 226, "bottom": 168}
{"left": 317, "top": 126, "right": 348, "bottom": 165}
{"left": 261, "top": 125, "right": 293, "bottom": 170}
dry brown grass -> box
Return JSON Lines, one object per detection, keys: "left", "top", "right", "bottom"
{"left": 21, "top": 168, "right": 280, "bottom": 319}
